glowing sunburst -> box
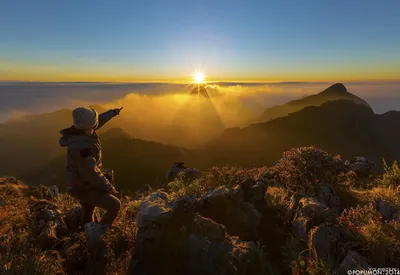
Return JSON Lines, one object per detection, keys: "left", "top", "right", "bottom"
{"left": 193, "top": 71, "right": 206, "bottom": 84}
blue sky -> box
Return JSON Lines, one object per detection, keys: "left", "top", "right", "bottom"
{"left": 0, "top": 0, "right": 399, "bottom": 81}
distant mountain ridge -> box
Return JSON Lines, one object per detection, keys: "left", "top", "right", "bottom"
{"left": 256, "top": 83, "right": 371, "bottom": 123}
{"left": 201, "top": 99, "right": 400, "bottom": 169}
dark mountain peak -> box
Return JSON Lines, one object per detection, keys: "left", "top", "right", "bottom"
{"left": 320, "top": 83, "right": 348, "bottom": 95}
{"left": 256, "top": 83, "right": 372, "bottom": 123}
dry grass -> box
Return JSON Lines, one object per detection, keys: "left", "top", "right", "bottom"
{"left": 338, "top": 204, "right": 400, "bottom": 267}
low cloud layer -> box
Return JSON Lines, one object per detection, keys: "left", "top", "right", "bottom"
{"left": 1, "top": 81, "right": 399, "bottom": 127}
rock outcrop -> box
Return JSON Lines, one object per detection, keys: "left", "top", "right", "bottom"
{"left": 30, "top": 199, "right": 68, "bottom": 249}
{"left": 198, "top": 185, "right": 262, "bottom": 240}
{"left": 334, "top": 250, "right": 371, "bottom": 274}
{"left": 130, "top": 191, "right": 268, "bottom": 275}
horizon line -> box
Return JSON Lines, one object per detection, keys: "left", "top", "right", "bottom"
{"left": 1, "top": 79, "right": 400, "bottom": 85}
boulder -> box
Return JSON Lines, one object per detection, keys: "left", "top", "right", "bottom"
{"left": 308, "top": 223, "right": 342, "bottom": 261}
{"left": 130, "top": 190, "right": 269, "bottom": 275}
{"left": 48, "top": 185, "right": 59, "bottom": 198}
{"left": 375, "top": 199, "right": 396, "bottom": 220}
{"left": 199, "top": 186, "right": 261, "bottom": 240}
{"left": 84, "top": 222, "right": 108, "bottom": 275}
{"left": 240, "top": 179, "right": 265, "bottom": 205}
{"left": 334, "top": 250, "right": 371, "bottom": 275}
{"left": 317, "top": 183, "right": 341, "bottom": 211}
{"left": 85, "top": 222, "right": 107, "bottom": 250}
{"left": 353, "top": 157, "right": 375, "bottom": 177}
{"left": 136, "top": 191, "right": 174, "bottom": 228}
{"left": 296, "top": 197, "right": 335, "bottom": 225}
{"left": 192, "top": 214, "right": 226, "bottom": 241}
{"left": 37, "top": 221, "right": 58, "bottom": 250}
{"left": 292, "top": 216, "right": 311, "bottom": 243}
{"left": 30, "top": 199, "right": 67, "bottom": 240}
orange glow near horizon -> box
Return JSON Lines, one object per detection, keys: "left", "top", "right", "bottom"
{"left": 0, "top": 65, "right": 400, "bottom": 83}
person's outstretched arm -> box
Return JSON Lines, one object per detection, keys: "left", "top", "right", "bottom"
{"left": 96, "top": 107, "right": 123, "bottom": 130}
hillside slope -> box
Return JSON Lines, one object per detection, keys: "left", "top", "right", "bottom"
{"left": 21, "top": 128, "right": 189, "bottom": 192}
{"left": 202, "top": 100, "right": 400, "bottom": 169}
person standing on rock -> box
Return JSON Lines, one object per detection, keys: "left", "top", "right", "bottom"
{"left": 59, "top": 106, "right": 123, "bottom": 226}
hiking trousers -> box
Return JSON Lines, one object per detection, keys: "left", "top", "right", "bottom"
{"left": 71, "top": 188, "right": 121, "bottom": 226}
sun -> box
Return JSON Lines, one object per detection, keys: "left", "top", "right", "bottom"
{"left": 193, "top": 71, "right": 206, "bottom": 84}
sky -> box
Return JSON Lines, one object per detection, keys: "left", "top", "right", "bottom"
{"left": 0, "top": 0, "right": 400, "bottom": 82}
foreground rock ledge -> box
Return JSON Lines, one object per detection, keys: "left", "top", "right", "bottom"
{"left": 129, "top": 191, "right": 271, "bottom": 275}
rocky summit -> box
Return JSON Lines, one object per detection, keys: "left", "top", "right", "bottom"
{"left": 1, "top": 146, "right": 400, "bottom": 275}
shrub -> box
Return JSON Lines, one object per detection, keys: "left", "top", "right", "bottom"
{"left": 167, "top": 177, "right": 208, "bottom": 197}
{"left": 338, "top": 204, "right": 400, "bottom": 267}
{"left": 242, "top": 242, "right": 279, "bottom": 275}
{"left": 271, "top": 146, "right": 343, "bottom": 194}
{"left": 207, "top": 166, "right": 268, "bottom": 188}
{"left": 265, "top": 186, "right": 288, "bottom": 211}
{"left": 378, "top": 159, "right": 400, "bottom": 187}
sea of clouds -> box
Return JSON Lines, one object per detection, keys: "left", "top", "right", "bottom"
{"left": 1, "top": 81, "right": 399, "bottom": 124}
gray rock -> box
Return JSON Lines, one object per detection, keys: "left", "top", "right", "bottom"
{"left": 297, "top": 197, "right": 335, "bottom": 225}
{"left": 199, "top": 186, "right": 261, "bottom": 240}
{"left": 55, "top": 219, "right": 69, "bottom": 239}
{"left": 334, "top": 250, "right": 371, "bottom": 275}
{"left": 202, "top": 186, "right": 231, "bottom": 202}
{"left": 292, "top": 217, "right": 311, "bottom": 243}
{"left": 130, "top": 210, "right": 259, "bottom": 275}
{"left": 317, "top": 183, "right": 341, "bottom": 211}
{"left": 239, "top": 202, "right": 262, "bottom": 238}
{"left": 37, "top": 221, "right": 58, "bottom": 250}
{"left": 84, "top": 222, "right": 106, "bottom": 249}
{"left": 353, "top": 157, "right": 375, "bottom": 177}
{"left": 48, "top": 185, "right": 59, "bottom": 198}
{"left": 193, "top": 214, "right": 226, "bottom": 241}
{"left": 375, "top": 199, "right": 396, "bottom": 220}
{"left": 84, "top": 222, "right": 107, "bottom": 275}
{"left": 136, "top": 191, "right": 174, "bottom": 228}
{"left": 308, "top": 223, "right": 342, "bottom": 261}
{"left": 248, "top": 181, "right": 265, "bottom": 204}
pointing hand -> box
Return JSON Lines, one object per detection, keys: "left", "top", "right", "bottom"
{"left": 113, "top": 107, "right": 123, "bottom": 115}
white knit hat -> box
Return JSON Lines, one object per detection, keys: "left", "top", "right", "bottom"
{"left": 72, "top": 107, "right": 99, "bottom": 130}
